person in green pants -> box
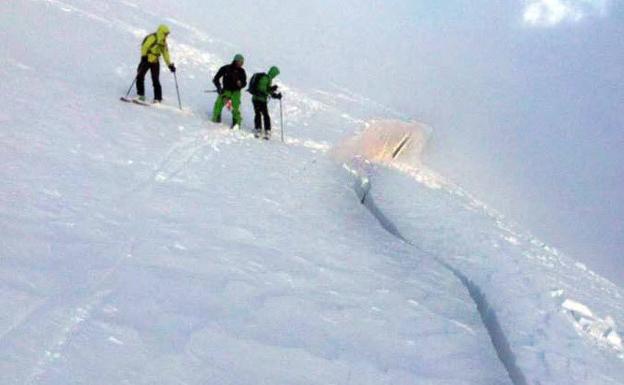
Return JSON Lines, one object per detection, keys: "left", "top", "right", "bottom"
{"left": 211, "top": 54, "right": 247, "bottom": 129}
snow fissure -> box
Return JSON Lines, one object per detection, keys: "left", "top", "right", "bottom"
{"left": 441, "top": 264, "right": 529, "bottom": 385}
{"left": 353, "top": 173, "right": 528, "bottom": 385}
{"left": 353, "top": 177, "right": 409, "bottom": 243}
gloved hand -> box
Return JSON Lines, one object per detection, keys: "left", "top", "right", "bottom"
{"left": 272, "top": 92, "right": 283, "bottom": 100}
{"left": 270, "top": 85, "right": 279, "bottom": 92}
{"left": 168, "top": 63, "right": 176, "bottom": 73}
{"left": 216, "top": 86, "right": 224, "bottom": 95}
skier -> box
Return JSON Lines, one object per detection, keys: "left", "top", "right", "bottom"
{"left": 136, "top": 24, "right": 176, "bottom": 103}
{"left": 248, "top": 66, "right": 282, "bottom": 139}
{"left": 211, "top": 54, "right": 247, "bottom": 129}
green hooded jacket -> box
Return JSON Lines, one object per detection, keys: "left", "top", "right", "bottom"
{"left": 141, "top": 25, "right": 171, "bottom": 65}
{"left": 252, "top": 66, "right": 280, "bottom": 103}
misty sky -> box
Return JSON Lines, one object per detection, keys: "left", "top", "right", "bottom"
{"left": 146, "top": 0, "right": 623, "bottom": 285}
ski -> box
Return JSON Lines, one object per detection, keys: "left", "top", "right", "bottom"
{"left": 120, "top": 97, "right": 190, "bottom": 115}
{"left": 120, "top": 96, "right": 150, "bottom": 106}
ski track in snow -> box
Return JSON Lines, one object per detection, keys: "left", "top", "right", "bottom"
{"left": 0, "top": 231, "right": 140, "bottom": 384}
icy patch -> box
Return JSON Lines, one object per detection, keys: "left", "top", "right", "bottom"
{"left": 562, "top": 299, "right": 623, "bottom": 355}
{"left": 119, "top": 0, "right": 138, "bottom": 9}
{"left": 154, "top": 173, "right": 168, "bottom": 182}
{"left": 107, "top": 336, "right": 124, "bottom": 345}
{"left": 285, "top": 138, "right": 331, "bottom": 152}
{"left": 575, "top": 262, "right": 588, "bottom": 271}
{"left": 390, "top": 163, "right": 446, "bottom": 190}
{"left": 503, "top": 235, "right": 520, "bottom": 245}
{"left": 7, "top": 58, "right": 33, "bottom": 71}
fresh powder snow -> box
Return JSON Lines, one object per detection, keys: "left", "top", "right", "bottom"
{"left": 1, "top": 1, "right": 623, "bottom": 385}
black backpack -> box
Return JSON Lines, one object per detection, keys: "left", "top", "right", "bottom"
{"left": 247, "top": 72, "right": 266, "bottom": 95}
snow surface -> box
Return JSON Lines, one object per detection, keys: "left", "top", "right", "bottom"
{"left": 0, "top": 1, "right": 623, "bottom": 384}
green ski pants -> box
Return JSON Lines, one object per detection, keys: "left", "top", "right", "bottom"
{"left": 212, "top": 90, "right": 242, "bottom": 127}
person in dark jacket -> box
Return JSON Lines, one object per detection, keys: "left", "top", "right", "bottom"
{"left": 249, "top": 66, "right": 281, "bottom": 139}
{"left": 211, "top": 54, "right": 247, "bottom": 128}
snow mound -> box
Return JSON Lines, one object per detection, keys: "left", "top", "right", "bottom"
{"left": 562, "top": 298, "right": 624, "bottom": 355}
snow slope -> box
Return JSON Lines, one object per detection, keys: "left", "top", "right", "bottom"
{"left": 0, "top": 1, "right": 622, "bottom": 385}
{"left": 346, "top": 158, "right": 624, "bottom": 384}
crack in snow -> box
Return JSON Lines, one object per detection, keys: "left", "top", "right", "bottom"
{"left": 349, "top": 168, "right": 529, "bottom": 385}
{"left": 441, "top": 264, "right": 529, "bottom": 385}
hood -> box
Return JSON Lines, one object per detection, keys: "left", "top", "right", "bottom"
{"left": 156, "top": 24, "right": 170, "bottom": 42}
{"left": 268, "top": 66, "right": 280, "bottom": 79}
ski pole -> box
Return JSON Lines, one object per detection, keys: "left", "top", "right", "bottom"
{"left": 124, "top": 77, "right": 137, "bottom": 98}
{"left": 279, "top": 97, "right": 285, "bottom": 143}
{"left": 173, "top": 72, "right": 182, "bottom": 110}
{"left": 203, "top": 90, "right": 219, "bottom": 93}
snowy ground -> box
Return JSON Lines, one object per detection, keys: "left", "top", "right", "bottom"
{"left": 1, "top": 1, "right": 623, "bottom": 384}
{"left": 350, "top": 160, "right": 624, "bottom": 384}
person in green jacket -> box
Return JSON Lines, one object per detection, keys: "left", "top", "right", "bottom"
{"left": 212, "top": 54, "right": 247, "bottom": 128}
{"left": 136, "top": 24, "right": 176, "bottom": 103}
{"left": 249, "top": 66, "right": 281, "bottom": 139}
